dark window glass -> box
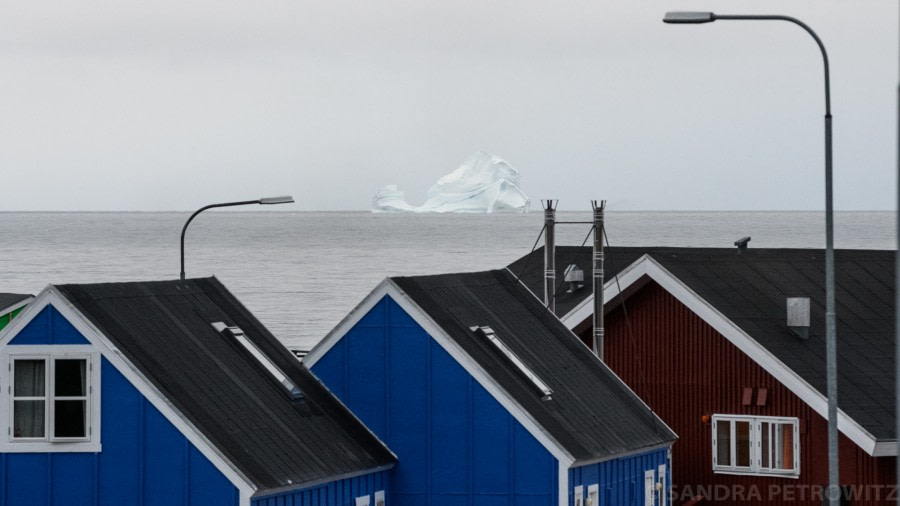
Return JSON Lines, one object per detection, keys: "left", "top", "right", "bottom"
{"left": 735, "top": 421, "right": 751, "bottom": 467}
{"left": 716, "top": 420, "right": 731, "bottom": 466}
{"left": 54, "top": 400, "right": 86, "bottom": 438}
{"left": 55, "top": 359, "right": 86, "bottom": 397}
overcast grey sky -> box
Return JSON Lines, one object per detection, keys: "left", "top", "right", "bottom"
{"left": 1, "top": 0, "right": 896, "bottom": 211}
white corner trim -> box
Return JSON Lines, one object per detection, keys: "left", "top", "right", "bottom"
{"left": 563, "top": 254, "right": 884, "bottom": 457}
{"left": 306, "top": 278, "right": 576, "bottom": 468}
{"left": 0, "top": 286, "right": 258, "bottom": 499}
{"left": 559, "top": 461, "right": 569, "bottom": 506}
{"left": 240, "top": 488, "right": 252, "bottom": 506}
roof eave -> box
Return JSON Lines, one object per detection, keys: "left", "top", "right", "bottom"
{"left": 569, "top": 439, "right": 677, "bottom": 468}
{"left": 251, "top": 462, "right": 397, "bottom": 499}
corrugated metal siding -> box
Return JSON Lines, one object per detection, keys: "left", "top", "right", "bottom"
{"left": 312, "top": 296, "right": 558, "bottom": 506}
{"left": 569, "top": 448, "right": 669, "bottom": 506}
{"left": 253, "top": 471, "right": 389, "bottom": 506}
{"left": 588, "top": 281, "right": 895, "bottom": 506}
{"left": 0, "top": 358, "right": 239, "bottom": 506}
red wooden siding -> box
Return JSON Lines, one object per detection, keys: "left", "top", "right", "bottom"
{"left": 578, "top": 281, "right": 896, "bottom": 505}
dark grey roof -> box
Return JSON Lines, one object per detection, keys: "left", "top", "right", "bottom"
{"left": 392, "top": 269, "right": 677, "bottom": 465}
{"left": 55, "top": 277, "right": 395, "bottom": 493}
{"left": 0, "top": 293, "right": 32, "bottom": 313}
{"left": 509, "top": 246, "right": 897, "bottom": 441}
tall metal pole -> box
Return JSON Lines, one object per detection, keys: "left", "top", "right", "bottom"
{"left": 664, "top": 13, "right": 838, "bottom": 503}
{"left": 895, "top": 4, "right": 900, "bottom": 492}
{"left": 592, "top": 200, "right": 606, "bottom": 359}
{"left": 543, "top": 200, "right": 558, "bottom": 312}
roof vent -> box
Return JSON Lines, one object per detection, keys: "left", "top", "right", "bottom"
{"left": 786, "top": 298, "right": 810, "bottom": 339}
{"left": 734, "top": 236, "right": 751, "bottom": 253}
{"left": 211, "top": 322, "right": 303, "bottom": 399}
{"left": 563, "top": 264, "right": 584, "bottom": 293}
{"left": 470, "top": 325, "right": 553, "bottom": 400}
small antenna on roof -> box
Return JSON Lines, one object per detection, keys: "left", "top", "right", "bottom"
{"left": 734, "top": 236, "right": 751, "bottom": 253}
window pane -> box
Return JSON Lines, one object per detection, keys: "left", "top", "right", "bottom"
{"left": 14, "top": 360, "right": 45, "bottom": 396}
{"left": 54, "top": 400, "right": 87, "bottom": 438}
{"left": 735, "top": 421, "right": 751, "bottom": 467}
{"left": 775, "top": 423, "right": 795, "bottom": 470}
{"left": 13, "top": 400, "right": 45, "bottom": 438}
{"left": 55, "top": 359, "right": 87, "bottom": 397}
{"left": 761, "top": 422, "right": 771, "bottom": 469}
{"left": 716, "top": 420, "right": 731, "bottom": 466}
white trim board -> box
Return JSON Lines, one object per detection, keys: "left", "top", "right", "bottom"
{"left": 305, "top": 278, "right": 577, "bottom": 470}
{"left": 556, "top": 254, "right": 888, "bottom": 457}
{"left": 0, "top": 286, "right": 257, "bottom": 505}
{"left": 0, "top": 296, "right": 33, "bottom": 320}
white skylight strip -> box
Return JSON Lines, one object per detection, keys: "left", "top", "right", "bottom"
{"left": 211, "top": 322, "right": 302, "bottom": 398}
{"left": 471, "top": 326, "right": 553, "bottom": 398}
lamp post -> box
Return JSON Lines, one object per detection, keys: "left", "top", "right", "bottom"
{"left": 663, "top": 12, "right": 839, "bottom": 504}
{"left": 180, "top": 196, "right": 294, "bottom": 280}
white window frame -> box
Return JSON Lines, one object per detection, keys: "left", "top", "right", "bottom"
{"left": 355, "top": 495, "right": 370, "bottom": 506}
{"left": 644, "top": 469, "right": 656, "bottom": 506}
{"left": 374, "top": 490, "right": 385, "bottom": 506}
{"left": 1, "top": 346, "right": 101, "bottom": 453}
{"left": 712, "top": 414, "right": 799, "bottom": 478}
{"left": 573, "top": 485, "right": 584, "bottom": 506}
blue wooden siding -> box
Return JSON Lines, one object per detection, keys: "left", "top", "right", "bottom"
{"left": 312, "top": 296, "right": 558, "bottom": 506}
{"left": 253, "top": 470, "right": 389, "bottom": 506}
{"left": 9, "top": 306, "right": 89, "bottom": 345}
{"left": 569, "top": 449, "right": 669, "bottom": 506}
{"left": 1, "top": 303, "right": 239, "bottom": 506}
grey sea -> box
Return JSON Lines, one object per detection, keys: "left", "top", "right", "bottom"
{"left": 0, "top": 211, "right": 894, "bottom": 350}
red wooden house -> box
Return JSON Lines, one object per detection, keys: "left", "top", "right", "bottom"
{"left": 509, "top": 246, "right": 896, "bottom": 505}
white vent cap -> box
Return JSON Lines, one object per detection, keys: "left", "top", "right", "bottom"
{"left": 786, "top": 297, "right": 810, "bottom": 339}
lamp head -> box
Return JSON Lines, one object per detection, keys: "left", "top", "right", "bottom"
{"left": 663, "top": 11, "right": 716, "bottom": 24}
{"left": 259, "top": 196, "right": 294, "bottom": 205}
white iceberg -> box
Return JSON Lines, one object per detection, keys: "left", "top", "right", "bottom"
{"left": 373, "top": 152, "right": 531, "bottom": 213}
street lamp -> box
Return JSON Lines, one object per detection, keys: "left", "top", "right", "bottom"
{"left": 180, "top": 196, "right": 294, "bottom": 280}
{"left": 663, "top": 12, "right": 840, "bottom": 504}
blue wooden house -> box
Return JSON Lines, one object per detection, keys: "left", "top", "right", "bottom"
{"left": 0, "top": 278, "right": 395, "bottom": 506}
{"left": 305, "top": 269, "right": 678, "bottom": 506}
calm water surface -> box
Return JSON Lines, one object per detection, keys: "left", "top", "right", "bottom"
{"left": 0, "top": 211, "right": 893, "bottom": 349}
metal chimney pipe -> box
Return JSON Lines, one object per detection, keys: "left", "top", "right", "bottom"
{"left": 542, "top": 200, "right": 558, "bottom": 312}
{"left": 592, "top": 200, "right": 606, "bottom": 359}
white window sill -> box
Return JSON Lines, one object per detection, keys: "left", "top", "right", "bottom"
{"left": 0, "top": 441, "right": 101, "bottom": 453}
{"left": 713, "top": 468, "right": 799, "bottom": 480}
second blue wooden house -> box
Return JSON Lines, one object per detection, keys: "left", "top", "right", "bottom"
{"left": 305, "top": 269, "right": 678, "bottom": 506}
